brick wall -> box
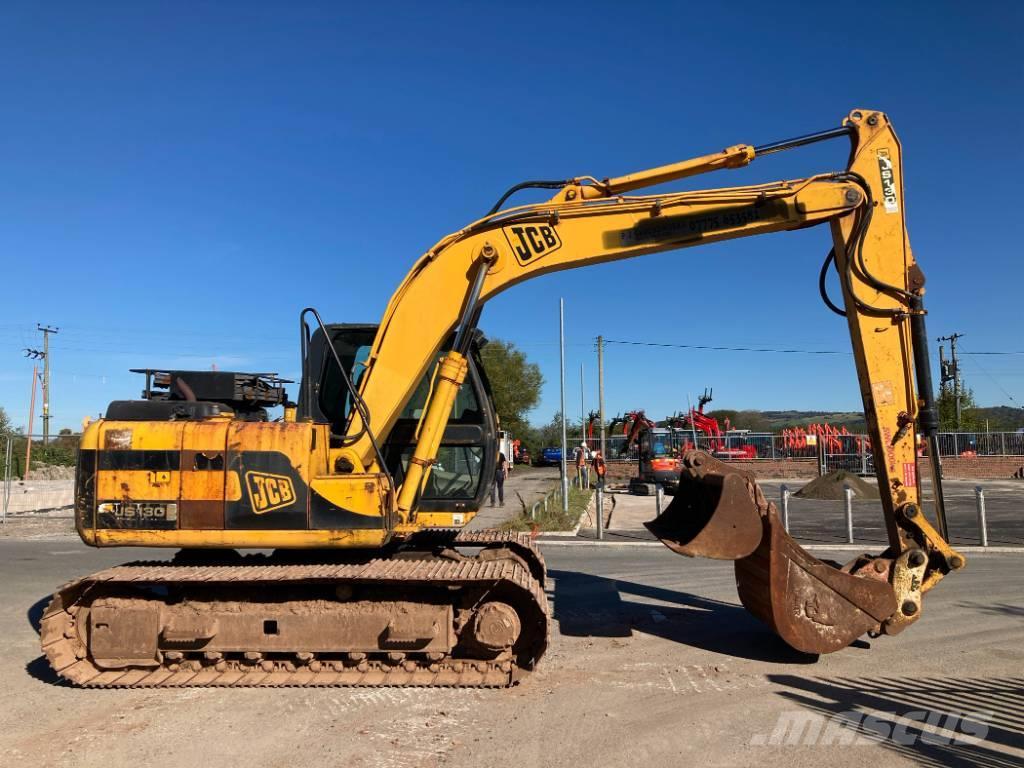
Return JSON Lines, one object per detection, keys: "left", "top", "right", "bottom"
{"left": 940, "top": 456, "right": 1024, "bottom": 480}
{"left": 718, "top": 458, "right": 819, "bottom": 478}
{"left": 605, "top": 457, "right": 818, "bottom": 481}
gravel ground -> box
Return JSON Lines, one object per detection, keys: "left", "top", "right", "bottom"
{"left": 0, "top": 534, "right": 1021, "bottom": 768}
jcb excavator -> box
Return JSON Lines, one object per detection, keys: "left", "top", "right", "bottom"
{"left": 44, "top": 109, "right": 963, "bottom": 687}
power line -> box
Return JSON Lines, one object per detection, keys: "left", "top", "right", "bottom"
{"left": 961, "top": 350, "right": 1024, "bottom": 356}
{"left": 960, "top": 343, "right": 1022, "bottom": 409}
{"left": 602, "top": 339, "right": 848, "bottom": 355}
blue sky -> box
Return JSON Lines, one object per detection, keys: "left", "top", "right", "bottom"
{"left": 2, "top": 2, "right": 1022, "bottom": 432}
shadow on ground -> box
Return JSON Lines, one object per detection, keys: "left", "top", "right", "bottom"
{"left": 28, "top": 594, "right": 48, "bottom": 634}
{"left": 27, "top": 594, "right": 68, "bottom": 685}
{"left": 549, "top": 569, "right": 820, "bottom": 664}
{"left": 766, "top": 674, "right": 1024, "bottom": 768}
{"left": 26, "top": 655, "right": 67, "bottom": 685}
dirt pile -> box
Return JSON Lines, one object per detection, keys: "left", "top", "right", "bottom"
{"left": 795, "top": 470, "right": 877, "bottom": 500}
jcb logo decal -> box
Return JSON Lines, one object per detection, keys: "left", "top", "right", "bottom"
{"left": 876, "top": 149, "right": 899, "bottom": 214}
{"left": 503, "top": 224, "right": 562, "bottom": 265}
{"left": 245, "top": 471, "right": 296, "bottom": 514}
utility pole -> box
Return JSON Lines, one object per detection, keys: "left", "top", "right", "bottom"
{"left": 597, "top": 335, "right": 606, "bottom": 460}
{"left": 25, "top": 324, "right": 59, "bottom": 443}
{"left": 938, "top": 333, "right": 964, "bottom": 430}
{"left": 39, "top": 324, "right": 58, "bottom": 443}
{"left": 580, "top": 363, "right": 585, "bottom": 446}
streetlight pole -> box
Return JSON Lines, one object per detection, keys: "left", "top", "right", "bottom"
{"left": 597, "top": 336, "right": 606, "bottom": 461}
{"left": 580, "top": 363, "right": 585, "bottom": 445}
{"left": 559, "top": 299, "right": 568, "bottom": 512}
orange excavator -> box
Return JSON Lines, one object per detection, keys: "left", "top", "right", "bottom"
{"left": 611, "top": 410, "right": 683, "bottom": 495}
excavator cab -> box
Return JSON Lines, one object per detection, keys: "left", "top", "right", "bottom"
{"left": 298, "top": 323, "right": 499, "bottom": 519}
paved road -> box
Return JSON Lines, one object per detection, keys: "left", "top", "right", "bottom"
{"left": 467, "top": 465, "right": 559, "bottom": 529}
{"left": 1, "top": 534, "right": 1021, "bottom": 768}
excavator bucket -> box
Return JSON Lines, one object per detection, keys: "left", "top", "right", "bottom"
{"left": 644, "top": 461, "right": 762, "bottom": 559}
{"left": 735, "top": 510, "right": 897, "bottom": 654}
{"left": 646, "top": 451, "right": 898, "bottom": 655}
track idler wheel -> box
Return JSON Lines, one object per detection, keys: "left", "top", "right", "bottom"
{"left": 645, "top": 450, "right": 898, "bottom": 654}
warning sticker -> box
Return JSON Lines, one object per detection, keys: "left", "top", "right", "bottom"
{"left": 872, "top": 380, "right": 896, "bottom": 407}
{"left": 903, "top": 462, "right": 917, "bottom": 488}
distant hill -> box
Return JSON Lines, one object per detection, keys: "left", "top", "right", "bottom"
{"left": 971, "top": 405, "right": 1024, "bottom": 431}
{"left": 709, "top": 407, "right": 1024, "bottom": 434}
{"left": 702, "top": 409, "right": 867, "bottom": 433}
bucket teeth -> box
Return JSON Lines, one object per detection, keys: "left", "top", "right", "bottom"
{"left": 646, "top": 451, "right": 898, "bottom": 655}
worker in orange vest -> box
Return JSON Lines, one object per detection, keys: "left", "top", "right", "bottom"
{"left": 591, "top": 449, "right": 607, "bottom": 489}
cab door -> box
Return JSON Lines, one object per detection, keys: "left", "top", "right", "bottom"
{"left": 382, "top": 349, "right": 497, "bottom": 515}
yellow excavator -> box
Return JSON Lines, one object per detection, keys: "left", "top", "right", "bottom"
{"left": 43, "top": 108, "right": 963, "bottom": 687}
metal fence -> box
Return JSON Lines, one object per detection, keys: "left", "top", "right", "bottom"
{"left": 565, "top": 429, "right": 1024, "bottom": 467}
{"left": 934, "top": 431, "right": 1024, "bottom": 457}
{"left": 2, "top": 435, "right": 12, "bottom": 523}
{"left": 568, "top": 432, "right": 844, "bottom": 461}
{"left": 1, "top": 432, "right": 81, "bottom": 522}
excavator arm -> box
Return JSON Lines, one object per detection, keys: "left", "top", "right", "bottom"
{"left": 337, "top": 108, "right": 961, "bottom": 653}
{"left": 619, "top": 410, "right": 656, "bottom": 456}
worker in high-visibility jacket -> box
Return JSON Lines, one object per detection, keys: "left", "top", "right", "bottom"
{"left": 591, "top": 449, "right": 607, "bottom": 489}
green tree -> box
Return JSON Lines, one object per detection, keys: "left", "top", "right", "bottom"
{"left": 0, "top": 406, "right": 11, "bottom": 435}
{"left": 938, "top": 381, "right": 980, "bottom": 431}
{"left": 522, "top": 411, "right": 585, "bottom": 457}
{"left": 479, "top": 338, "right": 543, "bottom": 438}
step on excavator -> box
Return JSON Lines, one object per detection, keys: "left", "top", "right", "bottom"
{"left": 44, "top": 109, "right": 963, "bottom": 686}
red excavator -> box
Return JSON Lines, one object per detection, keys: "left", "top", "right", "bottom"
{"left": 585, "top": 410, "right": 600, "bottom": 444}
{"left": 668, "top": 389, "right": 757, "bottom": 459}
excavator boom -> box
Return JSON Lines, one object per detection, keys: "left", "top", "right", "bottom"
{"left": 350, "top": 107, "right": 962, "bottom": 652}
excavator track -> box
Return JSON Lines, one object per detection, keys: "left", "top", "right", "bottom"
{"left": 41, "top": 535, "right": 548, "bottom": 688}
